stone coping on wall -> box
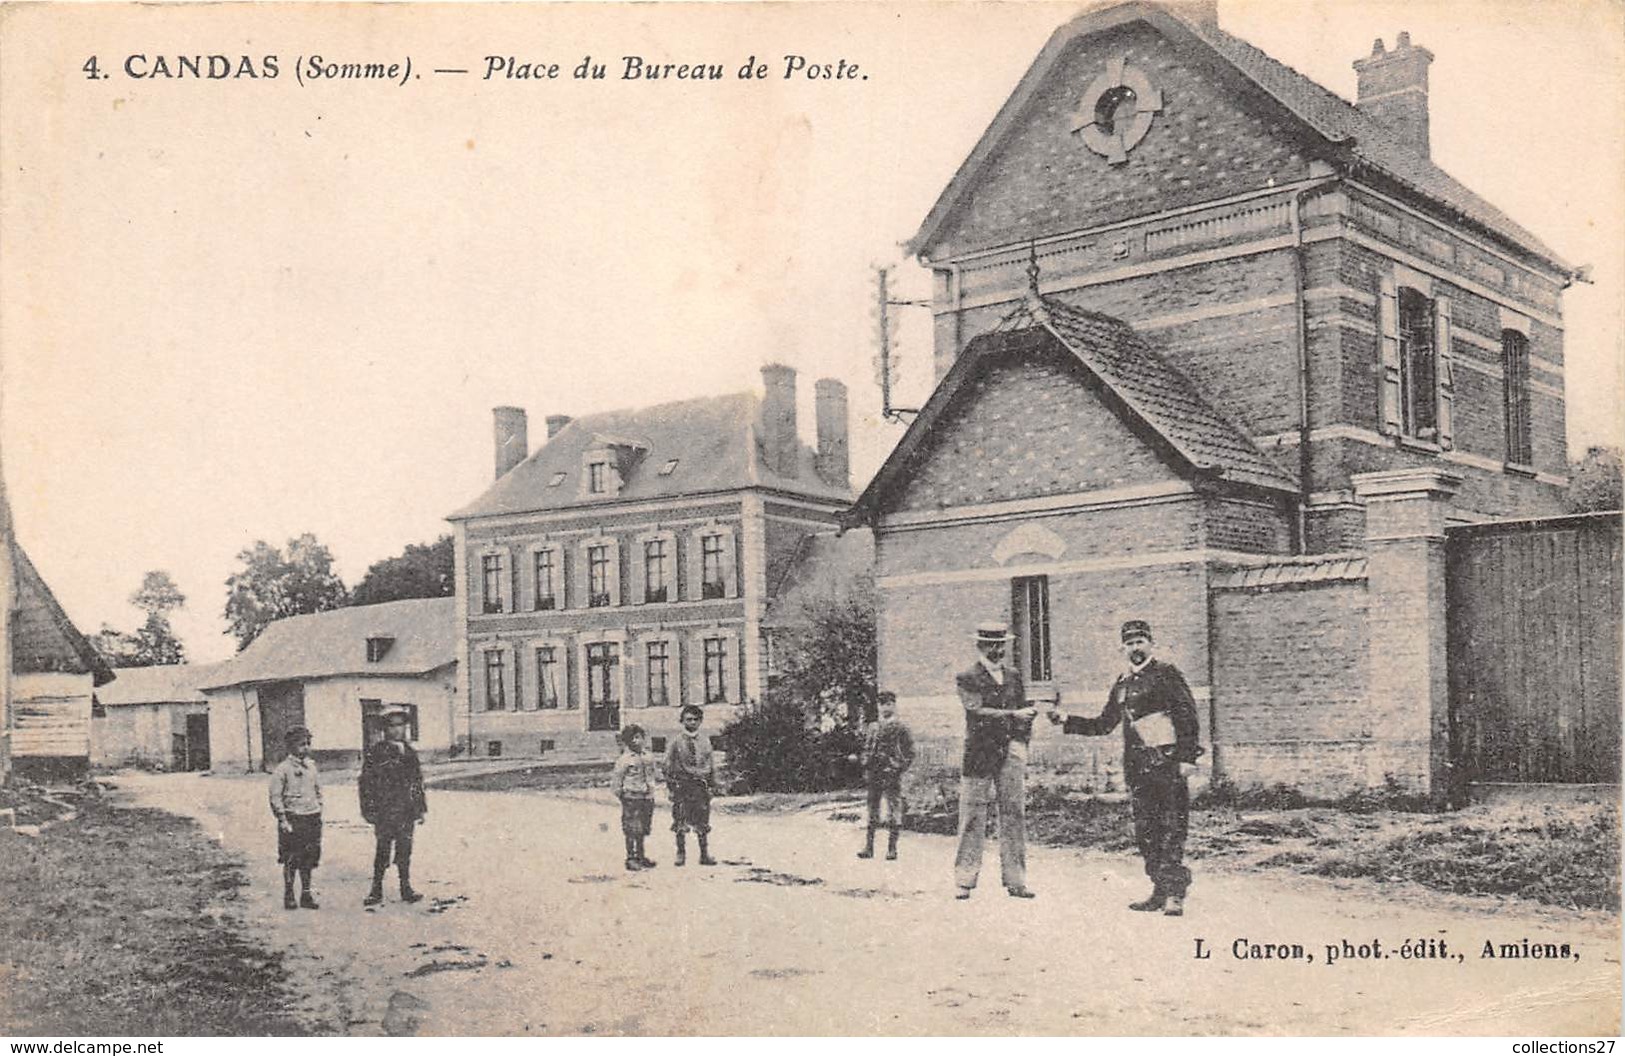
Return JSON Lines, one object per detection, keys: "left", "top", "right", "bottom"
{"left": 1208, "top": 552, "right": 1368, "bottom": 591}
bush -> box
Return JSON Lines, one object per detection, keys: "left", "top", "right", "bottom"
{"left": 720, "top": 694, "right": 863, "bottom": 794}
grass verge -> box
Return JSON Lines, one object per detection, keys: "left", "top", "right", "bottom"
{"left": 0, "top": 790, "right": 310, "bottom": 1036}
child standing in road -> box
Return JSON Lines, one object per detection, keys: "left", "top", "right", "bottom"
{"left": 856, "top": 691, "right": 915, "bottom": 861}
{"left": 665, "top": 704, "right": 718, "bottom": 866}
{"left": 268, "top": 726, "right": 323, "bottom": 910}
{"left": 611, "top": 724, "right": 658, "bottom": 871}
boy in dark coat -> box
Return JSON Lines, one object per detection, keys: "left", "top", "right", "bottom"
{"left": 359, "top": 707, "right": 428, "bottom": 906}
{"left": 855, "top": 691, "right": 915, "bottom": 860}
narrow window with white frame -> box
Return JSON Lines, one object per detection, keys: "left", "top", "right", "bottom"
{"left": 644, "top": 538, "right": 669, "bottom": 603}
{"left": 646, "top": 639, "right": 671, "bottom": 707}
{"left": 534, "top": 548, "right": 558, "bottom": 611}
{"left": 703, "top": 635, "right": 729, "bottom": 704}
{"left": 588, "top": 544, "right": 611, "bottom": 608}
{"left": 481, "top": 553, "right": 505, "bottom": 614}
{"left": 536, "top": 644, "right": 562, "bottom": 709}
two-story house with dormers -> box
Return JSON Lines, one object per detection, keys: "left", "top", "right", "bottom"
{"left": 447, "top": 366, "right": 852, "bottom": 758}
{"left": 847, "top": 0, "right": 1588, "bottom": 797}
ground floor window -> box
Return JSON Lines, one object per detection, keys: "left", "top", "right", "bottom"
{"left": 484, "top": 649, "right": 507, "bottom": 710}
{"left": 703, "top": 636, "right": 729, "bottom": 704}
{"left": 536, "top": 645, "right": 562, "bottom": 709}
{"left": 1012, "top": 575, "right": 1052, "bottom": 683}
{"left": 587, "top": 642, "right": 622, "bottom": 731}
{"left": 646, "top": 640, "right": 671, "bottom": 707}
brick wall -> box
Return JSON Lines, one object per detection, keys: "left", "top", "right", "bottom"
{"left": 1201, "top": 495, "right": 1291, "bottom": 554}
{"left": 1210, "top": 578, "right": 1381, "bottom": 794}
{"left": 928, "top": 21, "right": 1310, "bottom": 259}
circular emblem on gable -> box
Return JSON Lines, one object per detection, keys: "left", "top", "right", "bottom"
{"left": 1072, "top": 54, "right": 1164, "bottom": 165}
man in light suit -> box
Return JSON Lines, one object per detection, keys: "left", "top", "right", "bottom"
{"left": 954, "top": 621, "right": 1039, "bottom": 900}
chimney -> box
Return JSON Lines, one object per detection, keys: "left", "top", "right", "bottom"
{"left": 545, "top": 414, "right": 573, "bottom": 439}
{"left": 493, "top": 406, "right": 528, "bottom": 479}
{"left": 1160, "top": 0, "right": 1218, "bottom": 30}
{"left": 759, "top": 363, "right": 799, "bottom": 478}
{"left": 1353, "top": 32, "right": 1434, "bottom": 157}
{"left": 814, "top": 378, "right": 850, "bottom": 489}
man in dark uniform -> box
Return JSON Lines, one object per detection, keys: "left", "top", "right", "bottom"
{"left": 359, "top": 706, "right": 428, "bottom": 906}
{"left": 1048, "top": 620, "right": 1202, "bottom": 916}
{"left": 954, "top": 621, "right": 1039, "bottom": 900}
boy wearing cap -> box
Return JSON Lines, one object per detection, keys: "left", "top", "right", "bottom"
{"left": 1048, "top": 619, "right": 1203, "bottom": 916}
{"left": 954, "top": 621, "right": 1039, "bottom": 900}
{"left": 268, "top": 726, "right": 323, "bottom": 910}
{"left": 359, "top": 706, "right": 428, "bottom": 906}
{"left": 611, "top": 724, "right": 659, "bottom": 871}
{"left": 665, "top": 704, "right": 718, "bottom": 867}
{"left": 855, "top": 691, "right": 915, "bottom": 861}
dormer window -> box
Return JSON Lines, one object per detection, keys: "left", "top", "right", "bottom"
{"left": 547, "top": 472, "right": 566, "bottom": 488}
{"left": 659, "top": 459, "right": 679, "bottom": 476}
{"left": 366, "top": 637, "right": 395, "bottom": 663}
{"left": 588, "top": 461, "right": 608, "bottom": 494}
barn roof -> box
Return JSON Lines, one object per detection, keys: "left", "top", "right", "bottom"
{"left": 8, "top": 541, "right": 114, "bottom": 686}
{"left": 96, "top": 662, "right": 228, "bottom": 706}
{"left": 201, "top": 597, "right": 456, "bottom": 690}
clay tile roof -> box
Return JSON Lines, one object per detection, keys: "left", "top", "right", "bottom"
{"left": 448, "top": 392, "right": 849, "bottom": 521}
{"left": 1032, "top": 297, "right": 1299, "bottom": 494}
{"left": 1209, "top": 554, "right": 1370, "bottom": 590}
{"left": 850, "top": 296, "right": 1296, "bottom": 522}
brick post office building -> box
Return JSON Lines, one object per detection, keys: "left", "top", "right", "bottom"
{"left": 447, "top": 367, "right": 852, "bottom": 758}
{"left": 849, "top": 1, "right": 1602, "bottom": 800}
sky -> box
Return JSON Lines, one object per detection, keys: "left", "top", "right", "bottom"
{"left": 2, "top": 0, "right": 1621, "bottom": 664}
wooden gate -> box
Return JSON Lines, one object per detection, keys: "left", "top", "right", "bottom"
{"left": 1446, "top": 513, "right": 1621, "bottom": 785}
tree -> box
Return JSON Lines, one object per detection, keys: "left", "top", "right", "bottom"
{"left": 92, "top": 570, "right": 187, "bottom": 667}
{"left": 350, "top": 535, "right": 455, "bottom": 607}
{"left": 224, "top": 534, "right": 348, "bottom": 651}
{"left": 1565, "top": 445, "right": 1623, "bottom": 513}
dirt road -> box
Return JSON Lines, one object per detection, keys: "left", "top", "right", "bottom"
{"left": 116, "top": 771, "right": 1620, "bottom": 1036}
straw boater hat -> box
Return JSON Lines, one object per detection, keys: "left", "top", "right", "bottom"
{"left": 381, "top": 705, "right": 411, "bottom": 723}
{"left": 972, "top": 622, "right": 1015, "bottom": 645}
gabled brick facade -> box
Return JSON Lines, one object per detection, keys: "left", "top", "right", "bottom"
{"left": 859, "top": 1, "right": 1585, "bottom": 797}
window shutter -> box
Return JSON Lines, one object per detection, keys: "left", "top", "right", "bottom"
{"left": 1378, "top": 275, "right": 1402, "bottom": 436}
{"left": 577, "top": 542, "right": 592, "bottom": 609}
{"left": 686, "top": 531, "right": 704, "bottom": 601}
{"left": 723, "top": 528, "right": 739, "bottom": 599}
{"left": 504, "top": 550, "right": 516, "bottom": 613}
{"left": 631, "top": 537, "right": 647, "bottom": 605}
{"left": 519, "top": 550, "right": 535, "bottom": 612}
{"left": 607, "top": 539, "right": 622, "bottom": 606}
{"left": 1434, "top": 295, "right": 1454, "bottom": 449}
{"left": 678, "top": 634, "right": 691, "bottom": 706}
{"left": 512, "top": 645, "right": 524, "bottom": 712}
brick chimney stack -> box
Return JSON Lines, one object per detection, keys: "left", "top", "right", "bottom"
{"left": 814, "top": 378, "right": 849, "bottom": 489}
{"left": 759, "top": 363, "right": 799, "bottom": 478}
{"left": 1353, "top": 32, "right": 1434, "bottom": 157}
{"left": 493, "top": 407, "right": 528, "bottom": 479}
{"left": 545, "top": 414, "right": 573, "bottom": 439}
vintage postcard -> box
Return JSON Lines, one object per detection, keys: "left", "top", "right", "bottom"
{"left": 1, "top": 0, "right": 1620, "bottom": 1040}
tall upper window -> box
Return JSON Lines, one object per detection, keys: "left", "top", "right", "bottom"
{"left": 1012, "top": 576, "right": 1052, "bottom": 683}
{"left": 588, "top": 544, "right": 611, "bottom": 607}
{"left": 700, "top": 535, "right": 726, "bottom": 600}
{"left": 1398, "top": 287, "right": 1438, "bottom": 440}
{"left": 533, "top": 549, "right": 558, "bottom": 610}
{"left": 646, "top": 640, "right": 671, "bottom": 707}
{"left": 587, "top": 461, "right": 608, "bottom": 494}
{"left": 644, "top": 539, "right": 669, "bottom": 603}
{"left": 535, "top": 645, "right": 561, "bottom": 709}
{"left": 1502, "top": 329, "right": 1533, "bottom": 466}
{"left": 484, "top": 649, "right": 507, "bottom": 711}
{"left": 481, "top": 554, "right": 505, "bottom": 614}
{"left": 703, "top": 636, "right": 729, "bottom": 704}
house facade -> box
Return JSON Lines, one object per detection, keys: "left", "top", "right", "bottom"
{"left": 852, "top": 1, "right": 1583, "bottom": 798}
{"left": 447, "top": 366, "right": 852, "bottom": 758}
{"left": 203, "top": 597, "right": 457, "bottom": 772}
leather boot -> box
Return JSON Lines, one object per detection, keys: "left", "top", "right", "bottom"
{"left": 1162, "top": 896, "right": 1185, "bottom": 917}
{"left": 1129, "top": 889, "right": 1166, "bottom": 912}
{"left": 364, "top": 871, "right": 385, "bottom": 907}
{"left": 697, "top": 834, "right": 717, "bottom": 866}
{"left": 857, "top": 825, "right": 876, "bottom": 859}
{"left": 674, "top": 833, "right": 687, "bottom": 867}
{"left": 886, "top": 827, "right": 900, "bottom": 861}
{"left": 399, "top": 863, "right": 423, "bottom": 904}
